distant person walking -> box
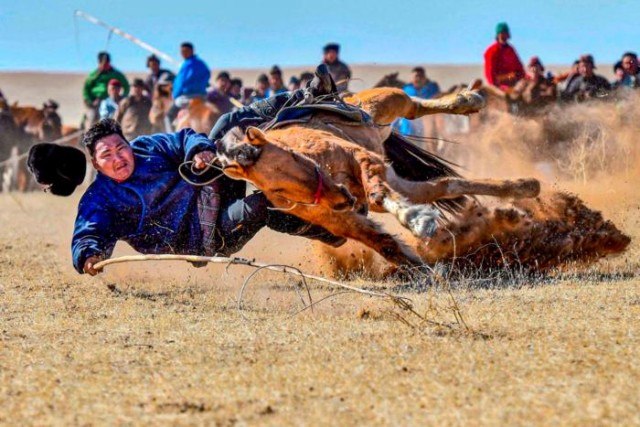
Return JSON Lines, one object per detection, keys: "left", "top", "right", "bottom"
{"left": 322, "top": 43, "right": 351, "bottom": 92}
{"left": 83, "top": 52, "right": 129, "bottom": 127}
{"left": 116, "top": 78, "right": 152, "bottom": 140}
{"left": 166, "top": 42, "right": 211, "bottom": 129}
{"left": 483, "top": 22, "right": 525, "bottom": 90}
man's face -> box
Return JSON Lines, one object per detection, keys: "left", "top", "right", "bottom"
{"left": 92, "top": 134, "right": 135, "bottom": 182}
{"left": 148, "top": 60, "right": 160, "bottom": 73}
{"left": 497, "top": 31, "right": 510, "bottom": 44}
{"left": 269, "top": 73, "right": 282, "bottom": 88}
{"left": 257, "top": 80, "right": 269, "bottom": 92}
{"left": 528, "top": 64, "right": 543, "bottom": 78}
{"left": 132, "top": 85, "right": 144, "bottom": 97}
{"left": 216, "top": 77, "right": 231, "bottom": 92}
{"left": 230, "top": 84, "right": 241, "bottom": 97}
{"left": 579, "top": 62, "right": 594, "bottom": 77}
{"left": 622, "top": 55, "right": 638, "bottom": 75}
{"left": 108, "top": 84, "right": 121, "bottom": 99}
{"left": 411, "top": 71, "right": 426, "bottom": 87}
{"left": 180, "top": 46, "right": 193, "bottom": 60}
{"left": 323, "top": 50, "right": 338, "bottom": 63}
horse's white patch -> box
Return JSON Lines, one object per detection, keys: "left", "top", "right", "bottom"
{"left": 383, "top": 197, "right": 439, "bottom": 238}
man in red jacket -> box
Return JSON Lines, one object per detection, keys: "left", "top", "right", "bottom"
{"left": 484, "top": 22, "right": 525, "bottom": 91}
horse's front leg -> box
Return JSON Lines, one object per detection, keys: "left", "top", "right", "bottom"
{"left": 357, "top": 156, "right": 440, "bottom": 239}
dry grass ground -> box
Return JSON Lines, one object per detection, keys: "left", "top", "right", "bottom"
{"left": 1, "top": 188, "right": 639, "bottom": 426}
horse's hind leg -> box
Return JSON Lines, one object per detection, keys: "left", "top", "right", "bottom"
{"left": 388, "top": 171, "right": 541, "bottom": 204}
{"left": 345, "top": 87, "right": 485, "bottom": 126}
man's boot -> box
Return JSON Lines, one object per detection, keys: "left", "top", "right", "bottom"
{"left": 308, "top": 64, "right": 338, "bottom": 97}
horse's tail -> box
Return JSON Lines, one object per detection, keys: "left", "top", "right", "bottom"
{"left": 382, "top": 131, "right": 467, "bottom": 215}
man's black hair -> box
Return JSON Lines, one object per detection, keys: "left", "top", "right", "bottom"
{"left": 269, "top": 65, "right": 282, "bottom": 76}
{"left": 411, "top": 66, "right": 426, "bottom": 75}
{"left": 622, "top": 51, "right": 638, "bottom": 60}
{"left": 82, "top": 118, "right": 127, "bottom": 157}
{"left": 181, "top": 42, "right": 194, "bottom": 50}
{"left": 256, "top": 73, "right": 269, "bottom": 84}
{"left": 216, "top": 71, "right": 231, "bottom": 81}
{"left": 98, "top": 51, "right": 111, "bottom": 63}
{"left": 147, "top": 54, "right": 160, "bottom": 66}
{"left": 230, "top": 78, "right": 243, "bottom": 87}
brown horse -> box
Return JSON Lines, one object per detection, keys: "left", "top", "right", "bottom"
{"left": 150, "top": 83, "right": 221, "bottom": 134}
{"left": 10, "top": 102, "right": 63, "bottom": 142}
{"left": 217, "top": 88, "right": 540, "bottom": 266}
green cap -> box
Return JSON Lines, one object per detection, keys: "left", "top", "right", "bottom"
{"left": 495, "top": 22, "right": 510, "bottom": 36}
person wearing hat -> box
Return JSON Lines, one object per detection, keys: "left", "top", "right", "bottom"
{"left": 508, "top": 56, "right": 557, "bottom": 116}
{"left": 115, "top": 78, "right": 152, "bottom": 140}
{"left": 98, "top": 79, "right": 124, "bottom": 120}
{"left": 266, "top": 65, "right": 287, "bottom": 97}
{"left": 322, "top": 43, "right": 351, "bottom": 93}
{"left": 51, "top": 118, "right": 343, "bottom": 275}
{"left": 562, "top": 54, "right": 611, "bottom": 102}
{"left": 483, "top": 22, "right": 525, "bottom": 90}
{"left": 83, "top": 52, "right": 130, "bottom": 127}
{"left": 144, "top": 54, "right": 175, "bottom": 95}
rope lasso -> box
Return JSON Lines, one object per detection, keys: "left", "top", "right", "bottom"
{"left": 93, "top": 254, "right": 414, "bottom": 317}
{"left": 177, "top": 158, "right": 225, "bottom": 186}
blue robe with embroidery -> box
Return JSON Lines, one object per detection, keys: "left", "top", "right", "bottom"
{"left": 71, "top": 129, "right": 215, "bottom": 273}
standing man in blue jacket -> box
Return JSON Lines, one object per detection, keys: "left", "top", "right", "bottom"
{"left": 166, "top": 42, "right": 211, "bottom": 130}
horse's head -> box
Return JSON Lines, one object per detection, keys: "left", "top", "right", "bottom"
{"left": 217, "top": 127, "right": 357, "bottom": 211}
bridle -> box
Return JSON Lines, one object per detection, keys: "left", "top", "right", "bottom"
{"left": 312, "top": 165, "right": 324, "bottom": 205}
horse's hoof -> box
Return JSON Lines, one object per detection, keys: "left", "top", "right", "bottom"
{"left": 515, "top": 179, "right": 541, "bottom": 198}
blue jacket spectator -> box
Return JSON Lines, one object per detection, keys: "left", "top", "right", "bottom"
{"left": 393, "top": 67, "right": 441, "bottom": 136}
{"left": 172, "top": 52, "right": 211, "bottom": 99}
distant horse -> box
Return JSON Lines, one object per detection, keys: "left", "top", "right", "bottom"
{"left": 217, "top": 87, "right": 540, "bottom": 266}
{"left": 10, "top": 101, "right": 63, "bottom": 142}
{"left": 0, "top": 100, "right": 37, "bottom": 191}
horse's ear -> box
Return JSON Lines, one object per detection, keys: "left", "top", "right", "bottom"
{"left": 245, "top": 127, "right": 268, "bottom": 146}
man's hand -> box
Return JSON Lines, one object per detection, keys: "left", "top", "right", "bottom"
{"left": 193, "top": 150, "right": 216, "bottom": 170}
{"left": 83, "top": 255, "right": 104, "bottom": 276}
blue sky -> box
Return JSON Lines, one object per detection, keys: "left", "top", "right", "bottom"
{"left": 1, "top": 0, "right": 638, "bottom": 71}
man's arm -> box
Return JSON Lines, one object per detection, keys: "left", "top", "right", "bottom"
{"left": 83, "top": 71, "right": 97, "bottom": 105}
{"left": 172, "top": 65, "right": 186, "bottom": 99}
{"left": 115, "top": 98, "right": 128, "bottom": 123}
{"left": 136, "top": 128, "right": 216, "bottom": 166}
{"left": 72, "top": 192, "right": 118, "bottom": 274}
{"left": 484, "top": 46, "right": 496, "bottom": 86}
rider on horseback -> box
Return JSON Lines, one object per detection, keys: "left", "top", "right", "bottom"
{"left": 166, "top": 42, "right": 211, "bottom": 131}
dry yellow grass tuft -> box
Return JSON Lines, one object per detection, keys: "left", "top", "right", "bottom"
{"left": 1, "top": 187, "right": 639, "bottom": 425}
